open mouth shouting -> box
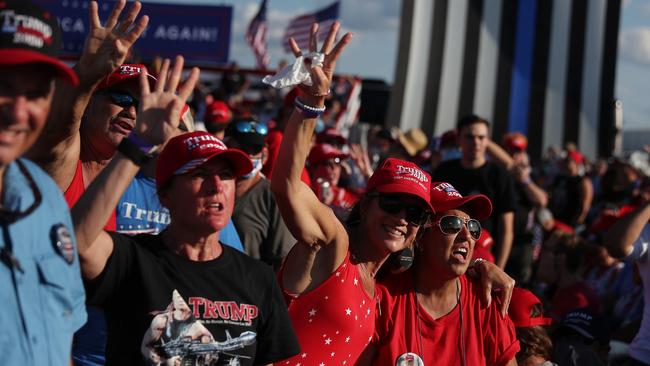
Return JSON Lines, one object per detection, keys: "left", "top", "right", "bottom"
{"left": 451, "top": 243, "right": 470, "bottom": 263}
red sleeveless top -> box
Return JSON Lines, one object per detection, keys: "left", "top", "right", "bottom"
{"left": 280, "top": 252, "right": 378, "bottom": 365}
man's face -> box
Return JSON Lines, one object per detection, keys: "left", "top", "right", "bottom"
{"left": 459, "top": 122, "right": 489, "bottom": 161}
{"left": 83, "top": 81, "right": 140, "bottom": 153}
{"left": 0, "top": 64, "right": 55, "bottom": 167}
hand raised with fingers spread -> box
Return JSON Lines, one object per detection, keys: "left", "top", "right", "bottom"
{"left": 135, "top": 56, "right": 200, "bottom": 147}
{"left": 350, "top": 144, "right": 373, "bottom": 178}
{"left": 76, "top": 0, "right": 149, "bottom": 84}
{"left": 288, "top": 21, "right": 352, "bottom": 106}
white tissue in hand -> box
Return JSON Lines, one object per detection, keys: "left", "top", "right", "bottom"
{"left": 262, "top": 52, "right": 325, "bottom": 88}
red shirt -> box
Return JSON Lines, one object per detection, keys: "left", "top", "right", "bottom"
{"left": 279, "top": 252, "right": 377, "bottom": 365}
{"left": 373, "top": 273, "right": 519, "bottom": 366}
{"left": 64, "top": 159, "right": 116, "bottom": 231}
{"left": 263, "top": 129, "right": 312, "bottom": 186}
{"left": 331, "top": 186, "right": 360, "bottom": 211}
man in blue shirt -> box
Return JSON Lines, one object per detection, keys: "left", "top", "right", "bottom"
{"left": 0, "top": 1, "right": 87, "bottom": 365}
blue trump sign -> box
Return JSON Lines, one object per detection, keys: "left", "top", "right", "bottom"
{"left": 35, "top": 0, "right": 232, "bottom": 65}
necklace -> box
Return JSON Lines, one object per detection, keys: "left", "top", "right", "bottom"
{"left": 413, "top": 274, "right": 465, "bottom": 365}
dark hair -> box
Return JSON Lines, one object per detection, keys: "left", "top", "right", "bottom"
{"left": 554, "top": 235, "right": 587, "bottom": 273}
{"left": 516, "top": 326, "right": 553, "bottom": 364}
{"left": 345, "top": 194, "right": 370, "bottom": 227}
{"left": 457, "top": 114, "right": 490, "bottom": 132}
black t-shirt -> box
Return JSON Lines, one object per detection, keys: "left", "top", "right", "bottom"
{"left": 86, "top": 233, "right": 299, "bottom": 365}
{"left": 512, "top": 183, "right": 535, "bottom": 245}
{"left": 433, "top": 159, "right": 516, "bottom": 250}
{"left": 548, "top": 175, "right": 584, "bottom": 226}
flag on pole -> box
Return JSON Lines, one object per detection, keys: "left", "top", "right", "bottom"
{"left": 246, "top": 0, "right": 269, "bottom": 69}
{"left": 282, "top": 1, "right": 340, "bottom": 53}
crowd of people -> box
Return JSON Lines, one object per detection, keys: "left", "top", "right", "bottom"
{"left": 4, "top": 1, "right": 650, "bottom": 366}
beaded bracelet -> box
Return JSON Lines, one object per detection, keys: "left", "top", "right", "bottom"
{"left": 294, "top": 97, "right": 326, "bottom": 118}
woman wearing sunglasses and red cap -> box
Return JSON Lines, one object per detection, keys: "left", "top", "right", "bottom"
{"left": 367, "top": 183, "right": 519, "bottom": 366}
{"left": 269, "top": 21, "right": 514, "bottom": 365}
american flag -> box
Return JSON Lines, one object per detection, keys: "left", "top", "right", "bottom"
{"left": 282, "top": 1, "right": 340, "bottom": 53}
{"left": 246, "top": 0, "right": 269, "bottom": 69}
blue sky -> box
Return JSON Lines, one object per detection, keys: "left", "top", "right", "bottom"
{"left": 148, "top": 0, "right": 648, "bottom": 130}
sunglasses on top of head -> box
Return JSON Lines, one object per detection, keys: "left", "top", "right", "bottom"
{"left": 432, "top": 215, "right": 482, "bottom": 240}
{"left": 234, "top": 121, "right": 269, "bottom": 136}
{"left": 102, "top": 90, "right": 139, "bottom": 109}
{"left": 372, "top": 194, "right": 431, "bottom": 226}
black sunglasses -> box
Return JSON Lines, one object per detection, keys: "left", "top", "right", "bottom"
{"left": 374, "top": 194, "right": 431, "bottom": 226}
{"left": 102, "top": 90, "right": 139, "bottom": 108}
{"left": 433, "top": 215, "right": 482, "bottom": 240}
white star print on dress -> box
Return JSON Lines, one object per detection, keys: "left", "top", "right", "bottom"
{"left": 282, "top": 253, "right": 376, "bottom": 365}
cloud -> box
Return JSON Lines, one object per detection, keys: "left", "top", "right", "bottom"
{"left": 619, "top": 27, "right": 650, "bottom": 66}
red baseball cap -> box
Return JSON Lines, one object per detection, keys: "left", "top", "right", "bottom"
{"left": 429, "top": 182, "right": 492, "bottom": 220}
{"left": 156, "top": 131, "right": 253, "bottom": 190}
{"left": 366, "top": 158, "right": 434, "bottom": 213}
{"left": 503, "top": 132, "right": 528, "bottom": 152}
{"left": 440, "top": 129, "right": 458, "bottom": 149}
{"left": 0, "top": 1, "right": 78, "bottom": 85}
{"left": 567, "top": 150, "right": 585, "bottom": 164}
{"left": 316, "top": 127, "right": 347, "bottom": 146}
{"left": 308, "top": 144, "right": 348, "bottom": 166}
{"left": 509, "top": 288, "right": 553, "bottom": 328}
{"left": 205, "top": 100, "right": 232, "bottom": 124}
{"left": 97, "top": 64, "right": 156, "bottom": 90}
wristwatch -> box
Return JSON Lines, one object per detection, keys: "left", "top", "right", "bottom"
{"left": 117, "top": 134, "right": 156, "bottom": 166}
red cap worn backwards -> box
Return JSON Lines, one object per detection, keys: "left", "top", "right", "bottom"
{"left": 97, "top": 64, "right": 156, "bottom": 90}
{"left": 509, "top": 288, "right": 553, "bottom": 328}
{"left": 429, "top": 182, "right": 492, "bottom": 221}
{"left": 156, "top": 131, "right": 253, "bottom": 190}
{"left": 0, "top": 0, "right": 78, "bottom": 85}
{"left": 366, "top": 158, "right": 434, "bottom": 213}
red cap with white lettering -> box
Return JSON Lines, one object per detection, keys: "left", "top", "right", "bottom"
{"left": 429, "top": 182, "right": 492, "bottom": 220}
{"left": 156, "top": 131, "right": 253, "bottom": 190}
{"left": 366, "top": 158, "right": 434, "bottom": 213}
{"left": 97, "top": 64, "right": 156, "bottom": 90}
{"left": 0, "top": 0, "right": 78, "bottom": 85}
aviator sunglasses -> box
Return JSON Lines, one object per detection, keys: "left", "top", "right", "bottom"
{"left": 373, "top": 194, "right": 431, "bottom": 226}
{"left": 433, "top": 215, "right": 482, "bottom": 240}
{"left": 102, "top": 90, "right": 139, "bottom": 108}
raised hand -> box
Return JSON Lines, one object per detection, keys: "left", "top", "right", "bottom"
{"left": 134, "top": 56, "right": 200, "bottom": 147}
{"left": 76, "top": 0, "right": 149, "bottom": 84}
{"left": 288, "top": 22, "right": 352, "bottom": 106}
{"left": 350, "top": 144, "right": 374, "bottom": 178}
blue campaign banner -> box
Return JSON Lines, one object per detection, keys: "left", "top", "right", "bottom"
{"left": 34, "top": 0, "right": 232, "bottom": 65}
